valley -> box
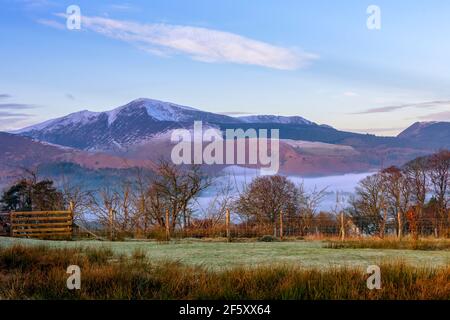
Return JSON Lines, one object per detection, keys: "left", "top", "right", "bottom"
{"left": 1, "top": 98, "right": 448, "bottom": 186}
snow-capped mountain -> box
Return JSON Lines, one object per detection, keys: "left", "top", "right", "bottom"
{"left": 4, "top": 98, "right": 450, "bottom": 179}
{"left": 14, "top": 98, "right": 331, "bottom": 151}
{"left": 14, "top": 110, "right": 101, "bottom": 134}
{"left": 105, "top": 98, "right": 239, "bottom": 124}
{"left": 15, "top": 98, "right": 236, "bottom": 134}
{"left": 13, "top": 98, "right": 242, "bottom": 151}
{"left": 12, "top": 98, "right": 449, "bottom": 159}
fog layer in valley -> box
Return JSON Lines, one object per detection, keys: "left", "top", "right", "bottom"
{"left": 195, "top": 166, "right": 374, "bottom": 214}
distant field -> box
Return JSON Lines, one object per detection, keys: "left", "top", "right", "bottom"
{"left": 1, "top": 237, "right": 448, "bottom": 270}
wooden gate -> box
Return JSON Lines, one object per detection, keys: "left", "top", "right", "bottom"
{"left": 10, "top": 210, "right": 73, "bottom": 239}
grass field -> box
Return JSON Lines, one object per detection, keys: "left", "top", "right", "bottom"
{"left": 1, "top": 237, "right": 448, "bottom": 270}
{"left": 1, "top": 243, "right": 449, "bottom": 299}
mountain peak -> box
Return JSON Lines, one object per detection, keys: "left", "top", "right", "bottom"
{"left": 124, "top": 98, "right": 198, "bottom": 111}
{"left": 106, "top": 98, "right": 201, "bottom": 124}
{"left": 398, "top": 121, "right": 448, "bottom": 138}
{"left": 397, "top": 121, "right": 450, "bottom": 149}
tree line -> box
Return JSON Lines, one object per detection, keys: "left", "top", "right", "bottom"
{"left": 0, "top": 150, "right": 448, "bottom": 239}
{"left": 349, "top": 150, "right": 449, "bottom": 239}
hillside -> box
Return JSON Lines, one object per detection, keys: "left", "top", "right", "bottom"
{"left": 397, "top": 121, "right": 450, "bottom": 149}
{"left": 0, "top": 132, "right": 154, "bottom": 187}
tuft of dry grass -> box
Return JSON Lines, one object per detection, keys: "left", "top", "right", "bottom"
{"left": 0, "top": 245, "right": 449, "bottom": 300}
{"left": 325, "top": 238, "right": 450, "bottom": 251}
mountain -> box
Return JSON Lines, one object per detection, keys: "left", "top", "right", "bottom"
{"left": 397, "top": 121, "right": 450, "bottom": 149}
{"left": 13, "top": 98, "right": 241, "bottom": 152}
{"left": 9, "top": 98, "right": 450, "bottom": 177}
{"left": 14, "top": 98, "right": 400, "bottom": 152}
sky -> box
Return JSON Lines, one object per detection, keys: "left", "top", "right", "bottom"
{"left": 1, "top": 0, "right": 450, "bottom": 136}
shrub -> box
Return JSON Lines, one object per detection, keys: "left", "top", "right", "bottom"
{"left": 258, "top": 235, "right": 279, "bottom": 242}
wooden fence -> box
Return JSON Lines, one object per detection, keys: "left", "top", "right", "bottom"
{"left": 10, "top": 210, "right": 73, "bottom": 239}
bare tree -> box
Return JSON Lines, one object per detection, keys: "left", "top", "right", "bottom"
{"left": 146, "top": 183, "right": 166, "bottom": 228}
{"left": 113, "top": 181, "right": 136, "bottom": 233}
{"left": 380, "top": 166, "right": 411, "bottom": 239}
{"left": 87, "top": 186, "right": 120, "bottom": 239}
{"left": 151, "top": 160, "right": 211, "bottom": 231}
{"left": 404, "top": 156, "right": 428, "bottom": 236}
{"left": 427, "top": 150, "right": 450, "bottom": 237}
{"left": 58, "top": 176, "right": 92, "bottom": 221}
{"left": 297, "top": 183, "right": 327, "bottom": 236}
{"left": 351, "top": 173, "right": 389, "bottom": 237}
{"left": 235, "top": 175, "right": 298, "bottom": 236}
{"left": 196, "top": 175, "right": 236, "bottom": 227}
{"left": 131, "top": 167, "right": 153, "bottom": 234}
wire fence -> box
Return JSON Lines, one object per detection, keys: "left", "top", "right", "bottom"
{"left": 87, "top": 215, "right": 450, "bottom": 240}
{"left": 178, "top": 217, "right": 450, "bottom": 239}
{"left": 2, "top": 209, "right": 449, "bottom": 240}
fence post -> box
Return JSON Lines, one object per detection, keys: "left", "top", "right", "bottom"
{"left": 340, "top": 211, "right": 345, "bottom": 241}
{"left": 69, "top": 201, "right": 74, "bottom": 239}
{"left": 165, "top": 208, "right": 170, "bottom": 241}
{"left": 226, "top": 208, "right": 231, "bottom": 242}
{"left": 9, "top": 211, "right": 14, "bottom": 237}
{"left": 279, "top": 210, "right": 283, "bottom": 240}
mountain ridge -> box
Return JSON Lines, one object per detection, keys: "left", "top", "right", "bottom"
{"left": 6, "top": 98, "right": 450, "bottom": 177}
{"left": 397, "top": 121, "right": 450, "bottom": 149}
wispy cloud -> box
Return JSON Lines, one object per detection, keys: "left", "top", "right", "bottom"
{"left": 0, "top": 103, "right": 36, "bottom": 110}
{"left": 0, "top": 111, "right": 32, "bottom": 117}
{"left": 0, "top": 94, "right": 11, "bottom": 100}
{"left": 44, "top": 14, "right": 317, "bottom": 70}
{"left": 353, "top": 100, "right": 450, "bottom": 114}
{"left": 0, "top": 117, "right": 36, "bottom": 131}
{"left": 417, "top": 110, "right": 450, "bottom": 121}
{"left": 108, "top": 4, "right": 138, "bottom": 12}
{"left": 36, "top": 18, "right": 66, "bottom": 30}
{"left": 0, "top": 101, "right": 35, "bottom": 130}
{"left": 18, "top": 0, "right": 57, "bottom": 10}
{"left": 0, "top": 102, "right": 36, "bottom": 128}
{"left": 65, "top": 93, "right": 75, "bottom": 100}
{"left": 343, "top": 91, "right": 358, "bottom": 97}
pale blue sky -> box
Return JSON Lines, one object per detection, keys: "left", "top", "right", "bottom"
{"left": 1, "top": 0, "right": 450, "bottom": 135}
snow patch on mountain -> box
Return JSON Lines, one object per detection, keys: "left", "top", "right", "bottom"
{"left": 106, "top": 98, "right": 200, "bottom": 124}
{"left": 14, "top": 98, "right": 204, "bottom": 132}
{"left": 13, "top": 110, "right": 101, "bottom": 133}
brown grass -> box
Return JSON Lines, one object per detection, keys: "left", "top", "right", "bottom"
{"left": 0, "top": 245, "right": 449, "bottom": 300}
{"left": 325, "top": 237, "right": 450, "bottom": 250}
